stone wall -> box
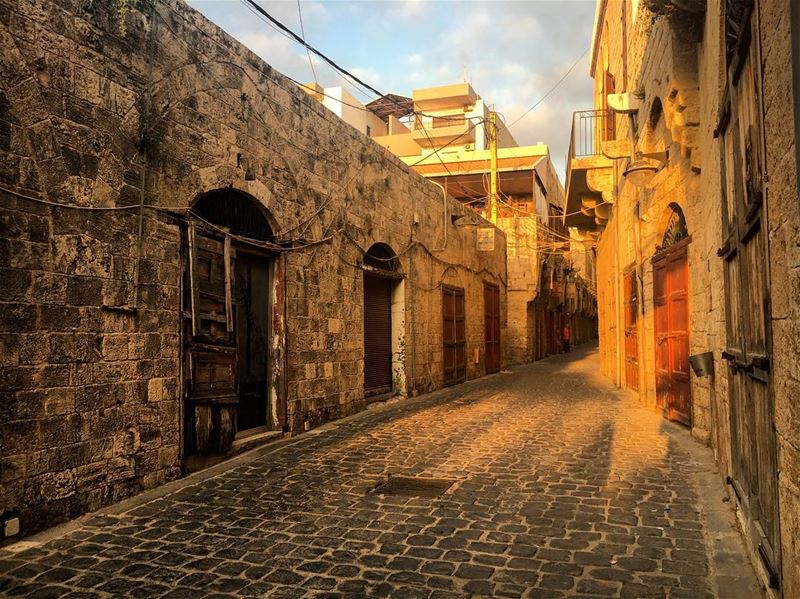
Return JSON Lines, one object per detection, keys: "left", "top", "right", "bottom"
{"left": 759, "top": 0, "right": 800, "bottom": 595}
{"left": 591, "top": 0, "right": 800, "bottom": 593}
{"left": 0, "top": 0, "right": 507, "bottom": 539}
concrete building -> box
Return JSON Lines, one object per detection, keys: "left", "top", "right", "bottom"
{"left": 564, "top": 0, "right": 800, "bottom": 594}
{"left": 362, "top": 82, "right": 598, "bottom": 364}
{"left": 0, "top": 0, "right": 509, "bottom": 540}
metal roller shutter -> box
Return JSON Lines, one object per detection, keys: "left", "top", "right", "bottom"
{"left": 363, "top": 274, "right": 393, "bottom": 396}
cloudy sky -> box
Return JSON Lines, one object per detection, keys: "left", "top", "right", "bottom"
{"left": 186, "top": 0, "right": 597, "bottom": 178}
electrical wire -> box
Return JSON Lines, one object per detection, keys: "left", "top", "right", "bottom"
{"left": 296, "top": 0, "right": 318, "bottom": 86}
{"left": 508, "top": 48, "right": 590, "bottom": 129}
{"left": 239, "top": 0, "right": 476, "bottom": 123}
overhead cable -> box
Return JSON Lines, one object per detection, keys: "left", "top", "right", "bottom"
{"left": 508, "top": 48, "right": 590, "bottom": 128}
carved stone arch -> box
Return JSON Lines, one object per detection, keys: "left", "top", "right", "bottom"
{"left": 655, "top": 202, "right": 689, "bottom": 253}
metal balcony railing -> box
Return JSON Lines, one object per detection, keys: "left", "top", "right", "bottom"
{"left": 568, "top": 109, "right": 614, "bottom": 159}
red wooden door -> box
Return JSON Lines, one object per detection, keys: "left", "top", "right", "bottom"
{"left": 443, "top": 286, "right": 466, "bottom": 385}
{"left": 623, "top": 268, "right": 639, "bottom": 390}
{"left": 653, "top": 238, "right": 691, "bottom": 426}
{"left": 484, "top": 283, "right": 500, "bottom": 373}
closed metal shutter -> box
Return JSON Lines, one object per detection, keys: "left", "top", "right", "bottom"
{"left": 363, "top": 274, "right": 393, "bottom": 396}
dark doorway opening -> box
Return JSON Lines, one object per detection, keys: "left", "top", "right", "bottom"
{"left": 234, "top": 250, "right": 271, "bottom": 432}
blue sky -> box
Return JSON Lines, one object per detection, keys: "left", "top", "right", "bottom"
{"left": 186, "top": 0, "right": 597, "bottom": 177}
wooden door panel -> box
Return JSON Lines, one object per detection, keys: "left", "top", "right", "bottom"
{"left": 184, "top": 223, "right": 238, "bottom": 457}
{"left": 652, "top": 243, "right": 691, "bottom": 425}
{"left": 443, "top": 286, "right": 466, "bottom": 385}
{"left": 484, "top": 283, "right": 500, "bottom": 374}
{"left": 721, "top": 24, "right": 781, "bottom": 582}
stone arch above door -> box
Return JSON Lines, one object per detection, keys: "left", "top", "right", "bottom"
{"left": 191, "top": 188, "right": 277, "bottom": 242}
{"left": 655, "top": 202, "right": 689, "bottom": 253}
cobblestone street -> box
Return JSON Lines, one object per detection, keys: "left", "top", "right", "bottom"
{"left": 0, "top": 346, "right": 760, "bottom": 598}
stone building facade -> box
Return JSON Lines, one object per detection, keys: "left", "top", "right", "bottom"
{"left": 0, "top": 0, "right": 508, "bottom": 540}
{"left": 564, "top": 0, "right": 800, "bottom": 595}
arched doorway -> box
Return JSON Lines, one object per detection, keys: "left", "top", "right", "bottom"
{"left": 362, "top": 243, "right": 403, "bottom": 399}
{"left": 183, "top": 189, "right": 276, "bottom": 460}
{"left": 652, "top": 203, "right": 691, "bottom": 426}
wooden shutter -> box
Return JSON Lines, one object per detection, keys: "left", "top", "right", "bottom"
{"left": 603, "top": 71, "right": 616, "bottom": 142}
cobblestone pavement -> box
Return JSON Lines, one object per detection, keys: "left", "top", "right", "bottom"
{"left": 0, "top": 345, "right": 761, "bottom": 598}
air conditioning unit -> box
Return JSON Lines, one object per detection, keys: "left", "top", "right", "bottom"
{"left": 464, "top": 143, "right": 474, "bottom": 151}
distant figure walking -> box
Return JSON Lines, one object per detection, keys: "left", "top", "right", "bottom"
{"left": 562, "top": 324, "right": 571, "bottom": 353}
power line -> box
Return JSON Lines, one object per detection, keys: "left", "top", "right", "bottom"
{"left": 296, "top": 0, "right": 318, "bottom": 86}
{"left": 508, "top": 48, "right": 590, "bottom": 129}
{"left": 240, "top": 0, "right": 470, "bottom": 122}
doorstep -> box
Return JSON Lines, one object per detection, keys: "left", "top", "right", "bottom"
{"left": 183, "top": 429, "right": 284, "bottom": 473}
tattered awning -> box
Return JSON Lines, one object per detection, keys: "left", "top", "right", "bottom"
{"left": 365, "top": 94, "right": 413, "bottom": 122}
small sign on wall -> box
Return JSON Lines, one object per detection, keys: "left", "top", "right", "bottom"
{"left": 477, "top": 227, "right": 495, "bottom": 251}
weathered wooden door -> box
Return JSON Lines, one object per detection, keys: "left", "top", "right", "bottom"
{"left": 719, "top": 4, "right": 780, "bottom": 583}
{"left": 623, "top": 268, "right": 639, "bottom": 390}
{"left": 184, "top": 223, "right": 238, "bottom": 455}
{"left": 363, "top": 274, "right": 393, "bottom": 397}
{"left": 653, "top": 237, "right": 691, "bottom": 426}
{"left": 443, "top": 286, "right": 466, "bottom": 385}
{"left": 484, "top": 283, "right": 500, "bottom": 374}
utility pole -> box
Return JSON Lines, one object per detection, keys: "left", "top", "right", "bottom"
{"left": 489, "top": 110, "right": 498, "bottom": 224}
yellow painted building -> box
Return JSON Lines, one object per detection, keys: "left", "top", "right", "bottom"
{"left": 367, "top": 83, "right": 598, "bottom": 364}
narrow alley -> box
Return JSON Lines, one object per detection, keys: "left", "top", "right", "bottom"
{"left": 0, "top": 347, "right": 760, "bottom": 599}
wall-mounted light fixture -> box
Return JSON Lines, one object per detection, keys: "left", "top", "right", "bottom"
{"left": 623, "top": 150, "right": 668, "bottom": 188}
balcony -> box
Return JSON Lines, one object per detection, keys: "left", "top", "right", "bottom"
{"left": 412, "top": 83, "right": 478, "bottom": 112}
{"left": 564, "top": 110, "right": 617, "bottom": 233}
{"left": 410, "top": 115, "right": 476, "bottom": 148}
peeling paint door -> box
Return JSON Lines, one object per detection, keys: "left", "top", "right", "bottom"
{"left": 184, "top": 223, "right": 239, "bottom": 456}
{"left": 443, "top": 286, "right": 466, "bottom": 385}
{"left": 653, "top": 238, "right": 691, "bottom": 427}
{"left": 484, "top": 283, "right": 500, "bottom": 374}
{"left": 623, "top": 268, "right": 639, "bottom": 391}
